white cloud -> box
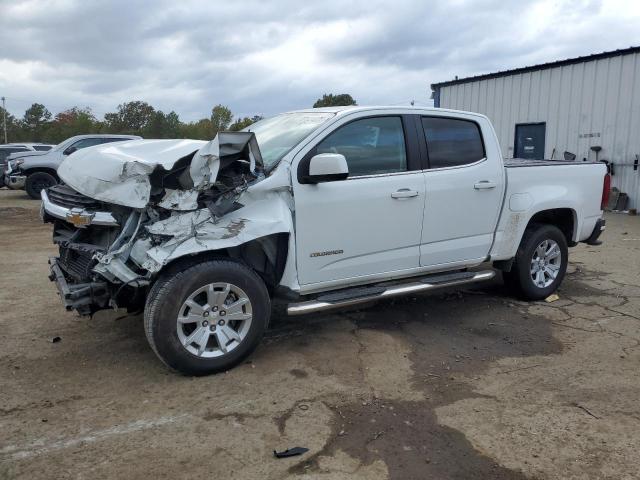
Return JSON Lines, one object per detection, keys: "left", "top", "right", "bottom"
{"left": 0, "top": 0, "right": 638, "bottom": 121}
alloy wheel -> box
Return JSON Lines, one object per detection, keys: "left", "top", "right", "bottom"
{"left": 176, "top": 282, "right": 253, "bottom": 358}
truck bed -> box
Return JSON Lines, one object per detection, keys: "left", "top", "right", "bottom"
{"left": 489, "top": 158, "right": 607, "bottom": 262}
{"left": 504, "top": 158, "right": 600, "bottom": 167}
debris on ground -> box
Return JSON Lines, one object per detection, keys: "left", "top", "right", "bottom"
{"left": 50, "top": 336, "right": 61, "bottom": 343}
{"left": 545, "top": 294, "right": 560, "bottom": 303}
{"left": 571, "top": 402, "right": 600, "bottom": 419}
{"left": 273, "top": 447, "right": 309, "bottom": 458}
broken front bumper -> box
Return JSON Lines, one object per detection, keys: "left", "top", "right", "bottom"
{"left": 41, "top": 189, "right": 119, "bottom": 227}
{"left": 48, "top": 257, "right": 110, "bottom": 315}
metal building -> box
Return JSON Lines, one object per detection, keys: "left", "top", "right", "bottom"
{"left": 431, "top": 47, "right": 640, "bottom": 209}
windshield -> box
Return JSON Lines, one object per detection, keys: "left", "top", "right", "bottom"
{"left": 51, "top": 137, "right": 77, "bottom": 152}
{"left": 246, "top": 112, "right": 335, "bottom": 168}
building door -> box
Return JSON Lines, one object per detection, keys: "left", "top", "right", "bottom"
{"left": 514, "top": 123, "right": 546, "bottom": 159}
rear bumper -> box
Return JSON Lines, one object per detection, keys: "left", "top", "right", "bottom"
{"left": 48, "top": 257, "right": 110, "bottom": 316}
{"left": 584, "top": 218, "right": 606, "bottom": 246}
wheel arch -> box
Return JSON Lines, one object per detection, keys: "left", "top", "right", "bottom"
{"left": 23, "top": 167, "right": 60, "bottom": 180}
{"left": 526, "top": 208, "right": 577, "bottom": 246}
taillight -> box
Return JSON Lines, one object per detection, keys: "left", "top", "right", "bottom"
{"left": 601, "top": 173, "right": 611, "bottom": 210}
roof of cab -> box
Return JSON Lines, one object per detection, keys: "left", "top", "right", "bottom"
{"left": 288, "top": 105, "right": 489, "bottom": 119}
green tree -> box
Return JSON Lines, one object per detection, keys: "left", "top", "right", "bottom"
{"left": 179, "top": 118, "right": 213, "bottom": 140}
{"left": 210, "top": 104, "right": 233, "bottom": 134}
{"left": 104, "top": 101, "right": 155, "bottom": 134}
{"left": 229, "top": 117, "right": 256, "bottom": 131}
{"left": 142, "top": 110, "right": 182, "bottom": 138}
{"left": 313, "top": 93, "right": 357, "bottom": 108}
{"left": 0, "top": 106, "right": 21, "bottom": 143}
{"left": 44, "top": 107, "right": 100, "bottom": 143}
{"left": 22, "top": 103, "right": 52, "bottom": 141}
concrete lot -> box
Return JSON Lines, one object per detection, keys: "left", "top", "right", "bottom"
{"left": 1, "top": 188, "right": 639, "bottom": 480}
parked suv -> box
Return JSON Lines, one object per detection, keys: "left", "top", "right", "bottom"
{"left": 4, "top": 134, "right": 141, "bottom": 198}
{"left": 0, "top": 143, "right": 54, "bottom": 187}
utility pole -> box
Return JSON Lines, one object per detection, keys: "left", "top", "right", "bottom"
{"left": 1, "top": 96, "right": 6, "bottom": 144}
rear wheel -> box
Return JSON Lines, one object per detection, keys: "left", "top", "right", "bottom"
{"left": 144, "top": 259, "right": 270, "bottom": 375}
{"left": 504, "top": 224, "right": 568, "bottom": 300}
{"left": 25, "top": 172, "right": 57, "bottom": 199}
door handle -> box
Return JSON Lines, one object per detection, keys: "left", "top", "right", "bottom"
{"left": 474, "top": 181, "right": 497, "bottom": 190}
{"left": 391, "top": 188, "right": 419, "bottom": 199}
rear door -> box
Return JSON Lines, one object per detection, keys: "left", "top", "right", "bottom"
{"left": 418, "top": 115, "right": 504, "bottom": 267}
{"left": 293, "top": 114, "right": 426, "bottom": 287}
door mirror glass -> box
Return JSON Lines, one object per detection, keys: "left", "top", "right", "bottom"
{"left": 63, "top": 146, "right": 78, "bottom": 156}
{"left": 305, "top": 153, "right": 349, "bottom": 183}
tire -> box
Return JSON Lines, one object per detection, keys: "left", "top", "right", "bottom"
{"left": 504, "top": 223, "right": 568, "bottom": 301}
{"left": 25, "top": 172, "right": 57, "bottom": 199}
{"left": 144, "top": 259, "right": 271, "bottom": 375}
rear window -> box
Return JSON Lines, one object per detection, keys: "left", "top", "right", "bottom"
{"left": 421, "top": 117, "right": 485, "bottom": 168}
{"left": 34, "top": 145, "right": 52, "bottom": 151}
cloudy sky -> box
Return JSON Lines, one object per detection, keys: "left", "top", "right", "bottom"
{"left": 1, "top": 0, "right": 639, "bottom": 121}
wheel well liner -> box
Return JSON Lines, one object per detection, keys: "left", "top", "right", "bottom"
{"left": 527, "top": 208, "right": 576, "bottom": 245}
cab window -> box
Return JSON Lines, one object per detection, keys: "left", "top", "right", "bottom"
{"left": 421, "top": 117, "right": 485, "bottom": 168}
{"left": 70, "top": 138, "right": 104, "bottom": 150}
{"left": 316, "top": 117, "right": 407, "bottom": 177}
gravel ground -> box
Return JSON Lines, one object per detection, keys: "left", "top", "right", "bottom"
{"left": 1, "top": 188, "right": 639, "bottom": 480}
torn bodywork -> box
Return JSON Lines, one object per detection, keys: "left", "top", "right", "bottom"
{"left": 44, "top": 132, "right": 294, "bottom": 315}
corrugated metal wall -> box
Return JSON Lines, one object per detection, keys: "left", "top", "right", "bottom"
{"left": 437, "top": 52, "right": 640, "bottom": 209}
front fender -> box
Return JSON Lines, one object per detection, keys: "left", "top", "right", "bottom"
{"left": 138, "top": 194, "right": 294, "bottom": 274}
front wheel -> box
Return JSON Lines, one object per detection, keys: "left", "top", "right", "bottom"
{"left": 504, "top": 224, "right": 568, "bottom": 300}
{"left": 25, "top": 172, "right": 57, "bottom": 199}
{"left": 144, "top": 259, "right": 271, "bottom": 375}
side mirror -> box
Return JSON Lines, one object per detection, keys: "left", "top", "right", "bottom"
{"left": 63, "top": 146, "right": 78, "bottom": 156}
{"left": 304, "top": 153, "right": 349, "bottom": 183}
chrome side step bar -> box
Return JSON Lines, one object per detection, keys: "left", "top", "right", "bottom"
{"left": 287, "top": 270, "right": 496, "bottom": 316}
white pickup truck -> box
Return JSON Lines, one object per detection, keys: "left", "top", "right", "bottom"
{"left": 41, "top": 106, "right": 609, "bottom": 375}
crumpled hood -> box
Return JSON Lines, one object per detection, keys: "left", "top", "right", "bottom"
{"left": 58, "top": 134, "right": 263, "bottom": 209}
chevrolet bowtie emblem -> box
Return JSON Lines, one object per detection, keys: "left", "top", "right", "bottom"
{"left": 66, "top": 208, "right": 94, "bottom": 227}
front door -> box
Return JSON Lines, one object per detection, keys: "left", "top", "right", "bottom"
{"left": 293, "top": 115, "right": 426, "bottom": 287}
{"left": 515, "top": 123, "right": 546, "bottom": 159}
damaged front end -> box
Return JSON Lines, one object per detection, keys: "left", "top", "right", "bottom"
{"left": 43, "top": 132, "right": 293, "bottom": 316}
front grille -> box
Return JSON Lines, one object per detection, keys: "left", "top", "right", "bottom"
{"left": 47, "top": 184, "right": 105, "bottom": 211}
{"left": 58, "top": 244, "right": 98, "bottom": 281}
